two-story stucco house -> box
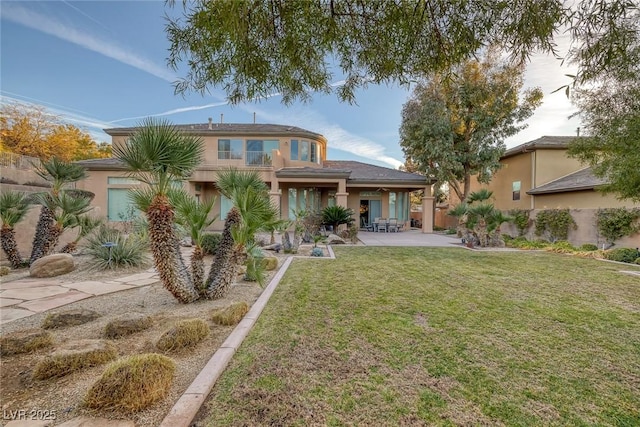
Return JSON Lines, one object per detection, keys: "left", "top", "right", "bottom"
{"left": 75, "top": 121, "right": 436, "bottom": 232}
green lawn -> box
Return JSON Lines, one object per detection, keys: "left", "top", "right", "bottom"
{"left": 201, "top": 247, "right": 640, "bottom": 426}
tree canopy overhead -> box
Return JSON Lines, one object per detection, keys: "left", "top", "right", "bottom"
{"left": 166, "top": 0, "right": 566, "bottom": 104}
{"left": 399, "top": 53, "right": 542, "bottom": 203}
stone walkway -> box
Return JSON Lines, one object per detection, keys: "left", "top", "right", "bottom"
{"left": 0, "top": 269, "right": 159, "bottom": 326}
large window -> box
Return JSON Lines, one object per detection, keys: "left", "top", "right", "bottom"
{"left": 246, "top": 139, "right": 279, "bottom": 166}
{"left": 218, "top": 139, "right": 243, "bottom": 160}
{"left": 108, "top": 188, "right": 134, "bottom": 221}
{"left": 310, "top": 142, "right": 317, "bottom": 163}
{"left": 288, "top": 188, "right": 320, "bottom": 219}
{"left": 389, "top": 191, "right": 409, "bottom": 221}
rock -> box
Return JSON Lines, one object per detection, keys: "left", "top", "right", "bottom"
{"left": 282, "top": 232, "right": 292, "bottom": 252}
{"left": 263, "top": 243, "right": 282, "bottom": 253}
{"left": 30, "top": 253, "right": 75, "bottom": 278}
{"left": 42, "top": 309, "right": 101, "bottom": 329}
{"left": 326, "top": 234, "right": 346, "bottom": 244}
{"left": 261, "top": 256, "right": 278, "bottom": 271}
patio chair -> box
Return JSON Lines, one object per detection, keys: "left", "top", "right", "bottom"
{"left": 388, "top": 218, "right": 398, "bottom": 232}
{"left": 377, "top": 218, "right": 388, "bottom": 232}
{"left": 373, "top": 217, "right": 381, "bottom": 232}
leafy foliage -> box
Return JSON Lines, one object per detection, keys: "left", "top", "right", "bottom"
{"left": 0, "top": 102, "right": 110, "bottom": 161}
{"left": 310, "top": 247, "right": 324, "bottom": 257}
{"left": 508, "top": 209, "right": 531, "bottom": 236}
{"left": 400, "top": 53, "right": 542, "bottom": 202}
{"left": 321, "top": 205, "right": 355, "bottom": 233}
{"left": 604, "top": 248, "right": 640, "bottom": 264}
{"left": 201, "top": 233, "right": 222, "bottom": 256}
{"left": 595, "top": 208, "right": 640, "bottom": 246}
{"left": 448, "top": 189, "right": 510, "bottom": 247}
{"left": 580, "top": 243, "right": 599, "bottom": 251}
{"left": 534, "top": 209, "right": 577, "bottom": 242}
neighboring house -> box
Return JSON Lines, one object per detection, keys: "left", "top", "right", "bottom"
{"left": 444, "top": 136, "right": 640, "bottom": 246}
{"left": 74, "top": 121, "right": 436, "bottom": 232}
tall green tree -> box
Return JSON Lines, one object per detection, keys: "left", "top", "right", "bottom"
{"left": 114, "top": 118, "right": 204, "bottom": 304}
{"left": 567, "top": 1, "right": 640, "bottom": 202}
{"left": 399, "top": 54, "right": 542, "bottom": 203}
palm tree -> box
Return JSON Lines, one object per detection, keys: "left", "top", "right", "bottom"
{"left": 204, "top": 169, "right": 277, "bottom": 298}
{"left": 172, "top": 189, "right": 217, "bottom": 291}
{"left": 60, "top": 214, "right": 104, "bottom": 254}
{"left": 30, "top": 158, "right": 87, "bottom": 264}
{"left": 112, "top": 118, "right": 204, "bottom": 303}
{"left": 33, "top": 191, "right": 94, "bottom": 255}
{"left": 0, "top": 191, "right": 32, "bottom": 268}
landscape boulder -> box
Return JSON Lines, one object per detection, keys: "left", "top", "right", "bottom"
{"left": 261, "top": 255, "right": 278, "bottom": 271}
{"left": 326, "top": 234, "right": 346, "bottom": 245}
{"left": 30, "top": 253, "right": 75, "bottom": 278}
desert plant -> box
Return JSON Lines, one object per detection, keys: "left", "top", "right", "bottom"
{"left": 547, "top": 240, "right": 577, "bottom": 254}
{"left": 596, "top": 208, "right": 640, "bottom": 247}
{"left": 59, "top": 214, "right": 104, "bottom": 254}
{"left": 32, "top": 340, "right": 117, "bottom": 380}
{"left": 103, "top": 316, "right": 153, "bottom": 339}
{"left": 347, "top": 222, "right": 359, "bottom": 243}
{"left": 211, "top": 301, "right": 250, "bottom": 326}
{"left": 30, "top": 157, "right": 87, "bottom": 265}
{"left": 0, "top": 330, "right": 54, "bottom": 356}
{"left": 635, "top": 257, "right": 640, "bottom": 265}
{"left": 321, "top": 205, "right": 354, "bottom": 233}
{"left": 604, "top": 248, "right": 640, "bottom": 264}
{"left": 156, "top": 318, "right": 210, "bottom": 352}
{"left": 535, "top": 209, "right": 577, "bottom": 242}
{"left": 113, "top": 118, "right": 204, "bottom": 303}
{"left": 311, "top": 247, "right": 324, "bottom": 257}
{"left": 0, "top": 190, "right": 32, "bottom": 268}
{"left": 0, "top": 266, "right": 9, "bottom": 276}
{"left": 84, "top": 353, "right": 175, "bottom": 412}
{"left": 508, "top": 209, "right": 531, "bottom": 236}
{"left": 84, "top": 225, "right": 148, "bottom": 270}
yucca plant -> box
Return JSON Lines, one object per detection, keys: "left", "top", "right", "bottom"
{"left": 113, "top": 118, "right": 204, "bottom": 303}
{"left": 171, "top": 188, "right": 217, "bottom": 290}
{"left": 29, "top": 157, "right": 87, "bottom": 265}
{"left": 85, "top": 225, "right": 148, "bottom": 270}
{"left": 0, "top": 191, "right": 32, "bottom": 268}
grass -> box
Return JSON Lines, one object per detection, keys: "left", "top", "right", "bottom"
{"left": 0, "top": 330, "right": 54, "bottom": 356}
{"left": 211, "top": 301, "right": 250, "bottom": 326}
{"left": 84, "top": 353, "right": 175, "bottom": 412}
{"left": 33, "top": 340, "right": 117, "bottom": 380}
{"left": 156, "top": 318, "right": 210, "bottom": 352}
{"left": 202, "top": 247, "right": 640, "bottom": 426}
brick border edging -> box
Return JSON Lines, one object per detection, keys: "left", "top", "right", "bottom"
{"left": 159, "top": 256, "right": 295, "bottom": 427}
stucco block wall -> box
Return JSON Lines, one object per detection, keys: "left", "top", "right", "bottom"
{"left": 533, "top": 191, "right": 635, "bottom": 210}
{"left": 533, "top": 150, "right": 584, "bottom": 187}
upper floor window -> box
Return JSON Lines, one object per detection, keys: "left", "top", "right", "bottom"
{"left": 218, "top": 139, "right": 243, "bottom": 160}
{"left": 291, "top": 139, "right": 311, "bottom": 161}
{"left": 246, "top": 139, "right": 279, "bottom": 166}
{"left": 311, "top": 142, "right": 317, "bottom": 163}
{"left": 512, "top": 181, "right": 521, "bottom": 201}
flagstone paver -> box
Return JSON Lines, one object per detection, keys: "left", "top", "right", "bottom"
{"left": 61, "top": 281, "right": 135, "bottom": 295}
{"left": 0, "top": 297, "right": 24, "bottom": 307}
{"left": 17, "top": 291, "right": 91, "bottom": 313}
{"left": 3, "top": 420, "right": 51, "bottom": 427}
{"left": 0, "top": 280, "right": 62, "bottom": 290}
{"left": 1, "top": 286, "right": 70, "bottom": 301}
{"left": 112, "top": 272, "right": 157, "bottom": 282}
{"left": 0, "top": 307, "right": 35, "bottom": 324}
{"left": 120, "top": 278, "right": 159, "bottom": 287}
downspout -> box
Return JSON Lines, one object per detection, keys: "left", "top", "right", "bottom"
{"left": 530, "top": 151, "right": 536, "bottom": 210}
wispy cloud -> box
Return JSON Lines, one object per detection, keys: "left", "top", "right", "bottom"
{"left": 2, "top": 3, "right": 176, "bottom": 82}
{"left": 61, "top": 1, "right": 111, "bottom": 33}
{"left": 111, "top": 101, "right": 231, "bottom": 123}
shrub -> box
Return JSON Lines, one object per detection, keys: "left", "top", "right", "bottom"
{"left": 321, "top": 205, "right": 355, "bottom": 233}
{"left": 85, "top": 225, "right": 148, "bottom": 269}
{"left": 201, "top": 232, "right": 222, "bottom": 255}
{"left": 579, "top": 243, "right": 598, "bottom": 251}
{"left": 0, "top": 330, "right": 54, "bottom": 356}
{"left": 33, "top": 340, "right": 117, "bottom": 380}
{"left": 211, "top": 301, "right": 250, "bottom": 326}
{"left": 508, "top": 209, "right": 531, "bottom": 236}
{"left": 156, "top": 319, "right": 210, "bottom": 352}
{"left": 547, "top": 240, "right": 577, "bottom": 254}
{"left": 311, "top": 247, "right": 324, "bottom": 257}
{"left": 635, "top": 257, "right": 640, "bottom": 265}
{"left": 535, "top": 209, "right": 577, "bottom": 242}
{"left": 0, "top": 266, "right": 9, "bottom": 276}
{"left": 604, "top": 248, "right": 640, "bottom": 264}
{"left": 84, "top": 353, "right": 175, "bottom": 412}
{"left": 596, "top": 208, "right": 640, "bottom": 245}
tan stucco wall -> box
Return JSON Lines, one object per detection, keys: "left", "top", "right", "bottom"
{"left": 533, "top": 150, "right": 584, "bottom": 187}
{"left": 533, "top": 191, "right": 638, "bottom": 210}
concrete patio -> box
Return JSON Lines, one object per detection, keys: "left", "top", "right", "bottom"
{"left": 357, "top": 229, "right": 461, "bottom": 247}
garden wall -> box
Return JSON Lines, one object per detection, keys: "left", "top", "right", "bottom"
{"left": 501, "top": 208, "right": 640, "bottom": 249}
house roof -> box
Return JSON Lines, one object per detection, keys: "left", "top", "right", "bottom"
{"left": 502, "top": 135, "right": 579, "bottom": 159}
{"left": 527, "top": 167, "right": 608, "bottom": 195}
{"left": 323, "top": 160, "right": 432, "bottom": 185}
{"left": 104, "top": 122, "right": 325, "bottom": 140}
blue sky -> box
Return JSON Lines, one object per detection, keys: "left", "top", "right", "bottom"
{"left": 1, "top": 1, "right": 580, "bottom": 169}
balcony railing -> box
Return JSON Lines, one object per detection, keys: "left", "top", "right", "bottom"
{"left": 0, "top": 152, "right": 41, "bottom": 170}
{"left": 245, "top": 151, "right": 273, "bottom": 167}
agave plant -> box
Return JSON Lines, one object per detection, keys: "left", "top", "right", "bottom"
{"left": 29, "top": 157, "right": 87, "bottom": 264}
{"left": 113, "top": 118, "right": 204, "bottom": 303}
{"left": 0, "top": 191, "right": 32, "bottom": 268}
